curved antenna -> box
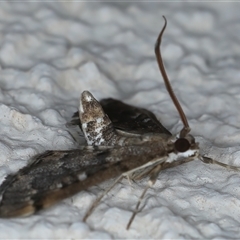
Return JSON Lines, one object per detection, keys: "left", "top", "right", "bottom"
{"left": 155, "top": 16, "right": 190, "bottom": 136}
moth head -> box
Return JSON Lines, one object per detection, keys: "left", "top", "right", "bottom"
{"left": 173, "top": 133, "right": 199, "bottom": 155}
{"left": 165, "top": 133, "right": 199, "bottom": 165}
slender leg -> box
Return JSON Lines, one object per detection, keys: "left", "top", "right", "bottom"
{"left": 126, "top": 164, "right": 162, "bottom": 230}
{"left": 199, "top": 156, "right": 240, "bottom": 171}
{"left": 83, "top": 175, "right": 124, "bottom": 222}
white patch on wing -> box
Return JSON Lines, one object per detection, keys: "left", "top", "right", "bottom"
{"left": 143, "top": 118, "right": 150, "bottom": 123}
{"left": 96, "top": 117, "right": 103, "bottom": 123}
{"left": 95, "top": 126, "right": 103, "bottom": 133}
{"left": 86, "top": 133, "right": 93, "bottom": 145}
{"left": 78, "top": 172, "right": 87, "bottom": 181}
{"left": 97, "top": 136, "right": 104, "bottom": 144}
{"left": 82, "top": 91, "right": 93, "bottom": 102}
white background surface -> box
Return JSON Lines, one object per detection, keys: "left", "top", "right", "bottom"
{"left": 0, "top": 2, "right": 240, "bottom": 239}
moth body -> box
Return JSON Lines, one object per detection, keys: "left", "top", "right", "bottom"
{"left": 0, "top": 90, "right": 198, "bottom": 218}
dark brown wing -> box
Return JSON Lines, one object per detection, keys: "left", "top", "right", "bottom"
{"left": 0, "top": 149, "right": 112, "bottom": 218}
{"left": 0, "top": 140, "right": 165, "bottom": 218}
{"left": 100, "top": 98, "right": 171, "bottom": 135}
{"left": 70, "top": 98, "right": 171, "bottom": 135}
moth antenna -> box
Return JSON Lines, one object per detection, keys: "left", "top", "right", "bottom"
{"left": 155, "top": 16, "right": 190, "bottom": 137}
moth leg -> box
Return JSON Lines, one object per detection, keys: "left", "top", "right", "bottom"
{"left": 126, "top": 175, "right": 135, "bottom": 186}
{"left": 199, "top": 156, "right": 240, "bottom": 171}
{"left": 126, "top": 164, "right": 162, "bottom": 230}
{"left": 132, "top": 167, "right": 156, "bottom": 181}
{"left": 83, "top": 175, "right": 124, "bottom": 222}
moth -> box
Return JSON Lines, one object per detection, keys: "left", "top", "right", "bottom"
{"left": 0, "top": 16, "right": 239, "bottom": 230}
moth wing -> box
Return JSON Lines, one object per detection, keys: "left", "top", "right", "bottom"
{"left": 0, "top": 142, "right": 165, "bottom": 218}
{"left": 0, "top": 148, "right": 113, "bottom": 218}
{"left": 69, "top": 98, "right": 171, "bottom": 136}
{"left": 100, "top": 98, "right": 171, "bottom": 135}
{"left": 78, "top": 91, "right": 119, "bottom": 146}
